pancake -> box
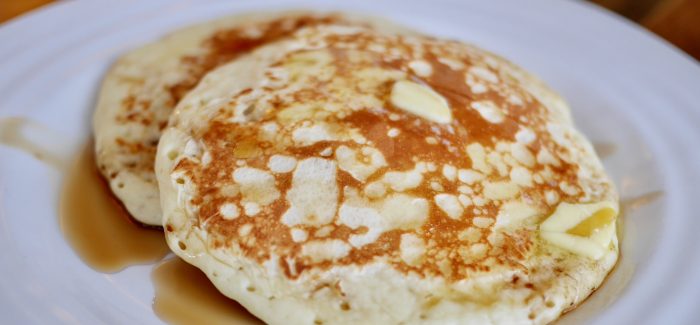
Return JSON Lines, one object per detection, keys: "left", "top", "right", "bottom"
{"left": 93, "top": 11, "right": 415, "bottom": 225}
{"left": 155, "top": 23, "right": 618, "bottom": 324}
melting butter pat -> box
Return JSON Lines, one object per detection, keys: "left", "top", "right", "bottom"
{"left": 540, "top": 201, "right": 618, "bottom": 259}
{"left": 390, "top": 80, "right": 452, "bottom": 123}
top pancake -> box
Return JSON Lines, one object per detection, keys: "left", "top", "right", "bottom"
{"left": 156, "top": 22, "right": 618, "bottom": 324}
{"left": 93, "top": 11, "right": 415, "bottom": 225}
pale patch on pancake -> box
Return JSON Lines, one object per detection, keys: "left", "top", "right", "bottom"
{"left": 458, "top": 168, "right": 485, "bottom": 185}
{"left": 338, "top": 188, "right": 429, "bottom": 248}
{"left": 382, "top": 164, "right": 425, "bottom": 191}
{"left": 466, "top": 143, "right": 492, "bottom": 175}
{"left": 408, "top": 60, "right": 433, "bottom": 78}
{"left": 291, "top": 123, "right": 336, "bottom": 146}
{"left": 281, "top": 158, "right": 339, "bottom": 227}
{"left": 335, "top": 145, "right": 386, "bottom": 182}
{"left": 233, "top": 167, "right": 279, "bottom": 206}
{"left": 219, "top": 203, "right": 240, "bottom": 220}
{"left": 301, "top": 239, "right": 351, "bottom": 263}
{"left": 434, "top": 193, "right": 463, "bottom": 219}
{"left": 399, "top": 233, "right": 426, "bottom": 266}
{"left": 156, "top": 23, "right": 619, "bottom": 325}
{"left": 267, "top": 154, "right": 297, "bottom": 173}
{"left": 471, "top": 100, "right": 505, "bottom": 124}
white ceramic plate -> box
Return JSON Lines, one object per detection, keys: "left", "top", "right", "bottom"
{"left": 1, "top": 0, "right": 699, "bottom": 323}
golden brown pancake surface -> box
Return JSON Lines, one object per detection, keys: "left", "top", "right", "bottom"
{"left": 156, "top": 22, "right": 618, "bottom": 324}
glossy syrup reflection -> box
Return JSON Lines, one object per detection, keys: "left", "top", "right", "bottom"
{"left": 59, "top": 144, "right": 170, "bottom": 272}
{"left": 152, "top": 258, "right": 262, "bottom": 325}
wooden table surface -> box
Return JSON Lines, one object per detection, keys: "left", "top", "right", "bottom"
{"left": 1, "top": 0, "right": 699, "bottom": 61}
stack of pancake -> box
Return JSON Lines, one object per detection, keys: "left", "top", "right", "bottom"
{"left": 94, "top": 11, "right": 619, "bottom": 324}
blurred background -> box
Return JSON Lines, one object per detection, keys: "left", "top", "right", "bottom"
{"left": 1, "top": 0, "right": 698, "bottom": 61}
